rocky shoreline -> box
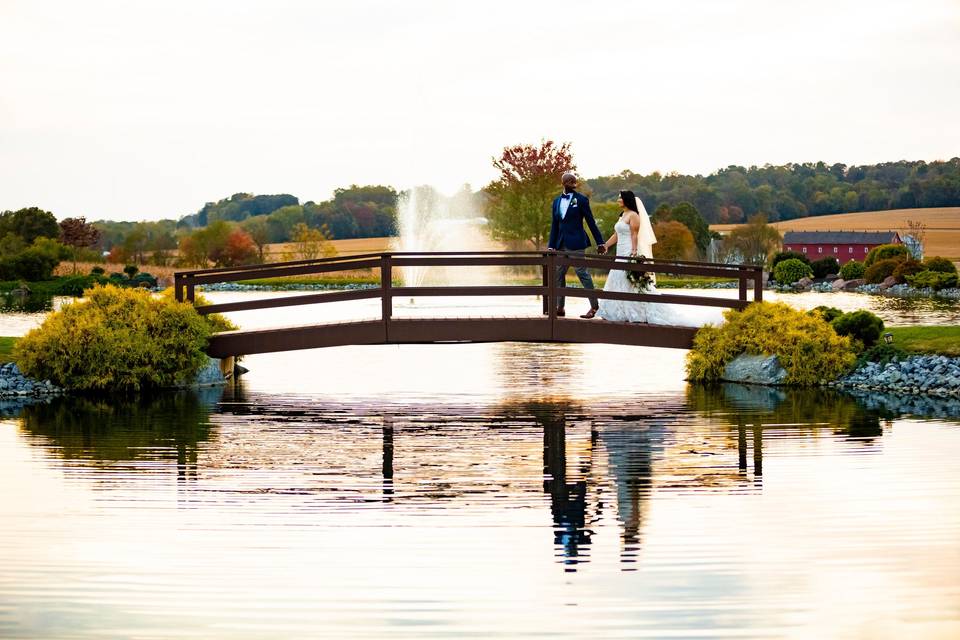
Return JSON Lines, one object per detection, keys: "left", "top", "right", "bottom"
{"left": 0, "top": 362, "right": 64, "bottom": 398}
{"left": 0, "top": 358, "right": 228, "bottom": 400}
{"left": 831, "top": 354, "right": 960, "bottom": 397}
{"left": 771, "top": 275, "right": 960, "bottom": 300}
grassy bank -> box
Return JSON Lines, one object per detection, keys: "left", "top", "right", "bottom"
{"left": 0, "top": 337, "right": 17, "bottom": 363}
{"left": 888, "top": 326, "right": 960, "bottom": 356}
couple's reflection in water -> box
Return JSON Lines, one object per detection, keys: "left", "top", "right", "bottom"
{"left": 14, "top": 370, "right": 892, "bottom": 573}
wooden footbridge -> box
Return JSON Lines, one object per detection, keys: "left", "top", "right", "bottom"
{"left": 173, "top": 252, "right": 763, "bottom": 358}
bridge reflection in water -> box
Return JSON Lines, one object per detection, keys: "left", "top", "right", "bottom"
{"left": 13, "top": 383, "right": 890, "bottom": 573}
{"left": 174, "top": 251, "right": 764, "bottom": 356}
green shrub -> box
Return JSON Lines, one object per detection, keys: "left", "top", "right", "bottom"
{"left": 892, "top": 258, "right": 924, "bottom": 283}
{"left": 906, "top": 270, "right": 959, "bottom": 291}
{"left": 45, "top": 275, "right": 108, "bottom": 296}
{"left": 10, "top": 249, "right": 59, "bottom": 281}
{"left": 831, "top": 310, "right": 884, "bottom": 349}
{"left": 864, "top": 258, "right": 901, "bottom": 284}
{"left": 864, "top": 243, "right": 909, "bottom": 267}
{"left": 811, "top": 257, "right": 840, "bottom": 279}
{"left": 811, "top": 306, "right": 843, "bottom": 323}
{"left": 857, "top": 343, "right": 906, "bottom": 367}
{"left": 839, "top": 260, "right": 865, "bottom": 280}
{"left": 773, "top": 258, "right": 813, "bottom": 284}
{"left": 123, "top": 264, "right": 139, "bottom": 278}
{"left": 90, "top": 266, "right": 106, "bottom": 276}
{"left": 771, "top": 251, "right": 811, "bottom": 269}
{"left": 923, "top": 256, "right": 958, "bottom": 274}
{"left": 686, "top": 302, "right": 856, "bottom": 385}
{"left": 13, "top": 284, "right": 228, "bottom": 392}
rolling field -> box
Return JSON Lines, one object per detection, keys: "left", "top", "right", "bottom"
{"left": 712, "top": 207, "right": 960, "bottom": 259}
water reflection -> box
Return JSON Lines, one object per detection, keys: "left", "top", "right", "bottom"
{"left": 0, "top": 292, "right": 53, "bottom": 314}
{"left": 17, "top": 388, "right": 222, "bottom": 473}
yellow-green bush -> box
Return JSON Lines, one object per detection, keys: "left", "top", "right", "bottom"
{"left": 14, "top": 284, "right": 228, "bottom": 391}
{"left": 685, "top": 302, "right": 856, "bottom": 385}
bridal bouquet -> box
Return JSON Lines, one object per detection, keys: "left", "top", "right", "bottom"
{"left": 626, "top": 255, "right": 654, "bottom": 292}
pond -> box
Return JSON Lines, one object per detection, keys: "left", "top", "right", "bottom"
{"left": 1, "top": 292, "right": 959, "bottom": 638}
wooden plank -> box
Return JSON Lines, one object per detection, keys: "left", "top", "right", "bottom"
{"left": 189, "top": 259, "right": 382, "bottom": 284}
{"left": 560, "top": 255, "right": 743, "bottom": 278}
{"left": 206, "top": 320, "right": 386, "bottom": 358}
{"left": 391, "top": 256, "right": 545, "bottom": 268}
{"left": 392, "top": 286, "right": 545, "bottom": 297}
{"left": 553, "top": 317, "right": 698, "bottom": 348}
{"left": 176, "top": 252, "right": 387, "bottom": 277}
{"left": 388, "top": 317, "right": 551, "bottom": 343}
{"left": 195, "top": 288, "right": 382, "bottom": 315}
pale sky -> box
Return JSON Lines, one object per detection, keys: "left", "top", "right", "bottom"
{"left": 2, "top": 0, "right": 958, "bottom": 221}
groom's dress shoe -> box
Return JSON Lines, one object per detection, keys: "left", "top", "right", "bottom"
{"left": 580, "top": 308, "right": 598, "bottom": 319}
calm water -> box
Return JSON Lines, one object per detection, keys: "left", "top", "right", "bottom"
{"left": 2, "top": 292, "right": 960, "bottom": 638}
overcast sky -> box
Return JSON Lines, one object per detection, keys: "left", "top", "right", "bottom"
{"left": 2, "top": 0, "right": 958, "bottom": 221}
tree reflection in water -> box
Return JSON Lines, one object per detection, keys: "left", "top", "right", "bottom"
{"left": 16, "top": 387, "right": 222, "bottom": 477}
{"left": 11, "top": 376, "right": 895, "bottom": 574}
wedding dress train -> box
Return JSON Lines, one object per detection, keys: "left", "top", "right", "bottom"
{"left": 596, "top": 217, "right": 724, "bottom": 328}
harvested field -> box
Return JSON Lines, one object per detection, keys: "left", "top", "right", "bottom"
{"left": 712, "top": 207, "right": 960, "bottom": 259}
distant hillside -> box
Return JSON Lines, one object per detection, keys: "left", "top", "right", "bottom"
{"left": 712, "top": 207, "right": 960, "bottom": 259}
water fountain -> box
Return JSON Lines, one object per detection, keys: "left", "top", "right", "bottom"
{"left": 393, "top": 185, "right": 503, "bottom": 291}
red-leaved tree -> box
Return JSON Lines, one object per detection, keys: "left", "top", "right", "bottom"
{"left": 59, "top": 217, "right": 102, "bottom": 273}
{"left": 485, "top": 141, "right": 575, "bottom": 250}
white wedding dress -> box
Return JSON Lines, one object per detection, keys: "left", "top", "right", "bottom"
{"left": 597, "top": 215, "right": 724, "bottom": 328}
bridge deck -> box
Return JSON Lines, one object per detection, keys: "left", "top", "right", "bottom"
{"left": 206, "top": 316, "right": 699, "bottom": 358}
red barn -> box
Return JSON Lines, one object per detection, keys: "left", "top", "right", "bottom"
{"left": 782, "top": 231, "right": 902, "bottom": 265}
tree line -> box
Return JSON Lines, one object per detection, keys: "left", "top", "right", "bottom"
{"left": 585, "top": 158, "right": 960, "bottom": 224}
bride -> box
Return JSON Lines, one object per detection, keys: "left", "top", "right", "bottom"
{"left": 596, "top": 190, "right": 723, "bottom": 327}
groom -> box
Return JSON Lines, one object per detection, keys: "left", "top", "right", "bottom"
{"left": 548, "top": 172, "right": 605, "bottom": 318}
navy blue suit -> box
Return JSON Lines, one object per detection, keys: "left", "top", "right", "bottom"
{"left": 548, "top": 191, "right": 604, "bottom": 311}
{"left": 548, "top": 192, "right": 604, "bottom": 251}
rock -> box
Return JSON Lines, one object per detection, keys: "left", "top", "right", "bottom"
{"left": 796, "top": 277, "right": 813, "bottom": 289}
{"left": 825, "top": 273, "right": 839, "bottom": 281}
{"left": 843, "top": 279, "right": 865, "bottom": 291}
{"left": 832, "top": 278, "right": 847, "bottom": 291}
{"left": 722, "top": 354, "right": 788, "bottom": 386}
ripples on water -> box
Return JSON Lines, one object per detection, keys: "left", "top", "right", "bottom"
{"left": 2, "top": 353, "right": 960, "bottom": 638}
{"left": 2, "top": 292, "right": 960, "bottom": 637}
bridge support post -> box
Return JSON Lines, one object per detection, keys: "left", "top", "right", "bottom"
{"left": 754, "top": 266, "right": 763, "bottom": 302}
{"left": 174, "top": 274, "right": 183, "bottom": 302}
{"left": 381, "top": 254, "right": 392, "bottom": 341}
{"left": 738, "top": 267, "right": 747, "bottom": 305}
{"left": 541, "top": 255, "right": 549, "bottom": 315}
{"left": 547, "top": 252, "right": 557, "bottom": 339}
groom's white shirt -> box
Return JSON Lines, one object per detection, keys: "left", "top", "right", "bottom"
{"left": 558, "top": 192, "right": 573, "bottom": 219}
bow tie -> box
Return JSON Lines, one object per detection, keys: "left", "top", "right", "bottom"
{"left": 562, "top": 193, "right": 572, "bottom": 199}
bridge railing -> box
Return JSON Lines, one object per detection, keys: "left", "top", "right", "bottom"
{"left": 174, "top": 251, "right": 763, "bottom": 321}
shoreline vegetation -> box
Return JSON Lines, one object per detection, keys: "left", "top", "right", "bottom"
{"left": 2, "top": 325, "right": 958, "bottom": 364}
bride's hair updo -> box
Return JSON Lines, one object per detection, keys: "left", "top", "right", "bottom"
{"left": 619, "top": 190, "right": 639, "bottom": 213}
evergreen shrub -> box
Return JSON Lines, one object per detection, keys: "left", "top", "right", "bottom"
{"left": 923, "top": 256, "right": 958, "bottom": 274}
{"left": 864, "top": 258, "right": 901, "bottom": 284}
{"left": 831, "top": 310, "right": 884, "bottom": 348}
{"left": 14, "top": 285, "right": 233, "bottom": 391}
{"left": 811, "top": 257, "right": 839, "bottom": 279}
{"left": 906, "top": 270, "right": 959, "bottom": 291}
{"left": 773, "top": 258, "right": 813, "bottom": 284}
{"left": 864, "top": 243, "right": 909, "bottom": 267}
{"left": 839, "top": 260, "right": 865, "bottom": 280}
{"left": 685, "top": 302, "right": 856, "bottom": 385}
{"left": 771, "top": 251, "right": 811, "bottom": 268}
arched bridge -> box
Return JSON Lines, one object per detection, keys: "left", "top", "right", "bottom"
{"left": 173, "top": 252, "right": 763, "bottom": 358}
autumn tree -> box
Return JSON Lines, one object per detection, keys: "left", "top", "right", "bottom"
{"left": 241, "top": 215, "right": 271, "bottom": 262}
{"left": 484, "top": 141, "right": 575, "bottom": 250}
{"left": 210, "top": 228, "right": 259, "bottom": 267}
{"left": 652, "top": 221, "right": 695, "bottom": 261}
{"left": 283, "top": 223, "right": 337, "bottom": 261}
{"left": 58, "top": 217, "right": 102, "bottom": 273}
{"left": 654, "top": 202, "right": 710, "bottom": 257}
{"left": 721, "top": 214, "right": 782, "bottom": 267}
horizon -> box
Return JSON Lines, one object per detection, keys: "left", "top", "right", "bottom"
{"left": 2, "top": 0, "right": 959, "bottom": 222}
